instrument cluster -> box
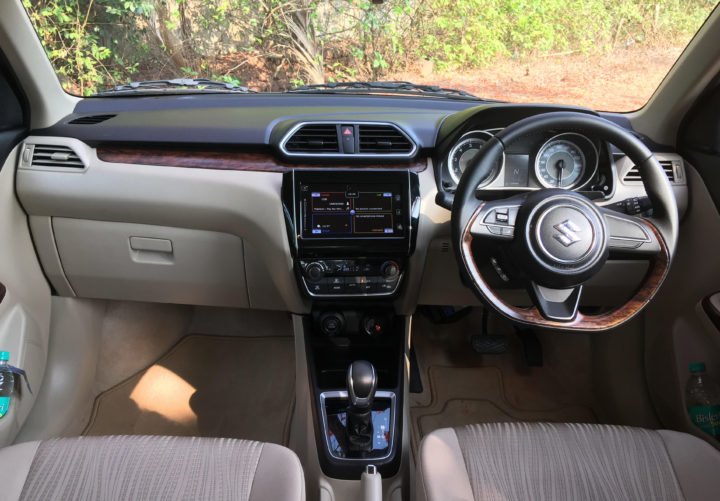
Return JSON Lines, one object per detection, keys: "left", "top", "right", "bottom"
{"left": 442, "top": 128, "right": 608, "bottom": 194}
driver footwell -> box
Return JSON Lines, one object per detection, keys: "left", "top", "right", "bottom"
{"left": 410, "top": 308, "right": 597, "bottom": 456}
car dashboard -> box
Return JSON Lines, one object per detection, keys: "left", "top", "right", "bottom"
{"left": 16, "top": 93, "right": 688, "bottom": 315}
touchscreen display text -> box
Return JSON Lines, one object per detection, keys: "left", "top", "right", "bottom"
{"left": 300, "top": 184, "right": 404, "bottom": 238}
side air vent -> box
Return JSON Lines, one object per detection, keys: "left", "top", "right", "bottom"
{"left": 284, "top": 124, "right": 340, "bottom": 153}
{"left": 30, "top": 145, "right": 85, "bottom": 169}
{"left": 624, "top": 160, "right": 676, "bottom": 183}
{"left": 68, "top": 114, "right": 116, "bottom": 125}
{"left": 358, "top": 124, "right": 413, "bottom": 154}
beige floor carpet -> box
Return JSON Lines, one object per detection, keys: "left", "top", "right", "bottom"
{"left": 410, "top": 309, "right": 597, "bottom": 455}
{"left": 84, "top": 335, "right": 295, "bottom": 445}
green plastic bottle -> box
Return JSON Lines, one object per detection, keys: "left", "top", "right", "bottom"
{"left": 0, "top": 351, "right": 13, "bottom": 418}
{"left": 686, "top": 362, "right": 720, "bottom": 438}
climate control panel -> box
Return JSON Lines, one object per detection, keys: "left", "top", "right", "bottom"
{"left": 299, "top": 258, "right": 403, "bottom": 297}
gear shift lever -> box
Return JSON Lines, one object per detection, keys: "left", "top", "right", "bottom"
{"left": 346, "top": 361, "right": 377, "bottom": 451}
{"left": 348, "top": 360, "right": 377, "bottom": 410}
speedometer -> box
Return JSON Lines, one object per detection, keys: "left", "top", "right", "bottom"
{"left": 448, "top": 131, "right": 502, "bottom": 187}
{"left": 535, "top": 135, "right": 590, "bottom": 189}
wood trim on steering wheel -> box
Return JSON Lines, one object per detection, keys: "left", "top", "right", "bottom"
{"left": 460, "top": 202, "right": 671, "bottom": 331}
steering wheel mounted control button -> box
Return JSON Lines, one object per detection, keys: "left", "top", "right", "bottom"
{"left": 474, "top": 204, "right": 520, "bottom": 240}
{"left": 606, "top": 214, "right": 650, "bottom": 241}
{"left": 604, "top": 213, "right": 659, "bottom": 254}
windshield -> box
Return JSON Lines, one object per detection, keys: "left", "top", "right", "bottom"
{"left": 24, "top": 0, "right": 718, "bottom": 111}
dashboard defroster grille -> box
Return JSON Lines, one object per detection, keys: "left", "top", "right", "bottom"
{"left": 68, "top": 114, "right": 117, "bottom": 125}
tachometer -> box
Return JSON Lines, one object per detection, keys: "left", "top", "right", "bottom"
{"left": 448, "top": 131, "right": 502, "bottom": 187}
{"left": 535, "top": 134, "right": 591, "bottom": 189}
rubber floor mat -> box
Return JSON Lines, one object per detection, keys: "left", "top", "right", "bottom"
{"left": 84, "top": 335, "right": 295, "bottom": 445}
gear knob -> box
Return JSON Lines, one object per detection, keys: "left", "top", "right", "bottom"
{"left": 347, "top": 360, "right": 377, "bottom": 410}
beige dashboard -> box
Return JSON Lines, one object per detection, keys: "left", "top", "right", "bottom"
{"left": 15, "top": 136, "right": 688, "bottom": 315}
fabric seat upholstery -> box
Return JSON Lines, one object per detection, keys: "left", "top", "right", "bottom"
{"left": 0, "top": 435, "right": 305, "bottom": 501}
{"left": 417, "top": 422, "right": 720, "bottom": 501}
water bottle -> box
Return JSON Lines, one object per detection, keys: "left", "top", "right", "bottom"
{"left": 686, "top": 362, "right": 720, "bottom": 438}
{"left": 0, "top": 351, "right": 14, "bottom": 418}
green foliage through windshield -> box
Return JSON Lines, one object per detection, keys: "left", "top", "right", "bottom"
{"left": 24, "top": 0, "right": 717, "bottom": 110}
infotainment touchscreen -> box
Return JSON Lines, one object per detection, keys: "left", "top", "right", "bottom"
{"left": 298, "top": 183, "right": 406, "bottom": 239}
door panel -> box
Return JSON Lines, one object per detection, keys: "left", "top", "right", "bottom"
{"left": 644, "top": 165, "right": 720, "bottom": 444}
{"left": 0, "top": 146, "right": 51, "bottom": 445}
{"left": 0, "top": 52, "right": 51, "bottom": 445}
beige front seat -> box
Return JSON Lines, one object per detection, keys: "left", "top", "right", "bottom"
{"left": 417, "top": 422, "right": 720, "bottom": 501}
{"left": 0, "top": 435, "right": 304, "bottom": 501}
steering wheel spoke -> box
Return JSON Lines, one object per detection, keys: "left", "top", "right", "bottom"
{"left": 468, "top": 198, "right": 523, "bottom": 241}
{"left": 529, "top": 282, "right": 583, "bottom": 322}
{"left": 602, "top": 208, "right": 662, "bottom": 257}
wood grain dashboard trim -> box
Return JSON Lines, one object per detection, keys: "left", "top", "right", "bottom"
{"left": 460, "top": 202, "right": 671, "bottom": 331}
{"left": 96, "top": 147, "right": 427, "bottom": 173}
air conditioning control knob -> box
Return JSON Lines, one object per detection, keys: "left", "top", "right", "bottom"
{"left": 305, "top": 262, "right": 326, "bottom": 282}
{"left": 381, "top": 260, "right": 400, "bottom": 279}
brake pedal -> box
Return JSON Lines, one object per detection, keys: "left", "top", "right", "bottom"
{"left": 471, "top": 334, "right": 508, "bottom": 354}
{"left": 471, "top": 308, "right": 508, "bottom": 354}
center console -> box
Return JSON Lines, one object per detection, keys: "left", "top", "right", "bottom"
{"left": 282, "top": 169, "right": 419, "bottom": 479}
{"left": 303, "top": 309, "right": 405, "bottom": 479}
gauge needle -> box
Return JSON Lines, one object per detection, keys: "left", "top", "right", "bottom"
{"left": 556, "top": 159, "right": 565, "bottom": 187}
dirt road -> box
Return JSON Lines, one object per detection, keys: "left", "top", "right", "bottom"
{"left": 390, "top": 46, "right": 683, "bottom": 111}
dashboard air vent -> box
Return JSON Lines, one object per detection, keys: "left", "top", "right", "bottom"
{"left": 68, "top": 114, "right": 116, "bottom": 125}
{"left": 30, "top": 145, "right": 85, "bottom": 169}
{"left": 358, "top": 124, "right": 413, "bottom": 154}
{"left": 284, "top": 124, "right": 340, "bottom": 153}
{"left": 624, "top": 160, "right": 675, "bottom": 183}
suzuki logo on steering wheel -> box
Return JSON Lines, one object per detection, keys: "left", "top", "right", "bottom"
{"left": 553, "top": 219, "right": 582, "bottom": 247}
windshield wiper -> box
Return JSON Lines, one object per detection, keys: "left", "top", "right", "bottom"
{"left": 287, "top": 81, "right": 481, "bottom": 100}
{"left": 95, "top": 78, "right": 256, "bottom": 96}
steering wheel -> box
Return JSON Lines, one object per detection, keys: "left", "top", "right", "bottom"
{"left": 451, "top": 112, "right": 679, "bottom": 331}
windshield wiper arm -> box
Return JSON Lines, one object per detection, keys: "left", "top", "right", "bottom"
{"left": 287, "top": 81, "right": 480, "bottom": 99}
{"left": 96, "top": 78, "right": 256, "bottom": 96}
